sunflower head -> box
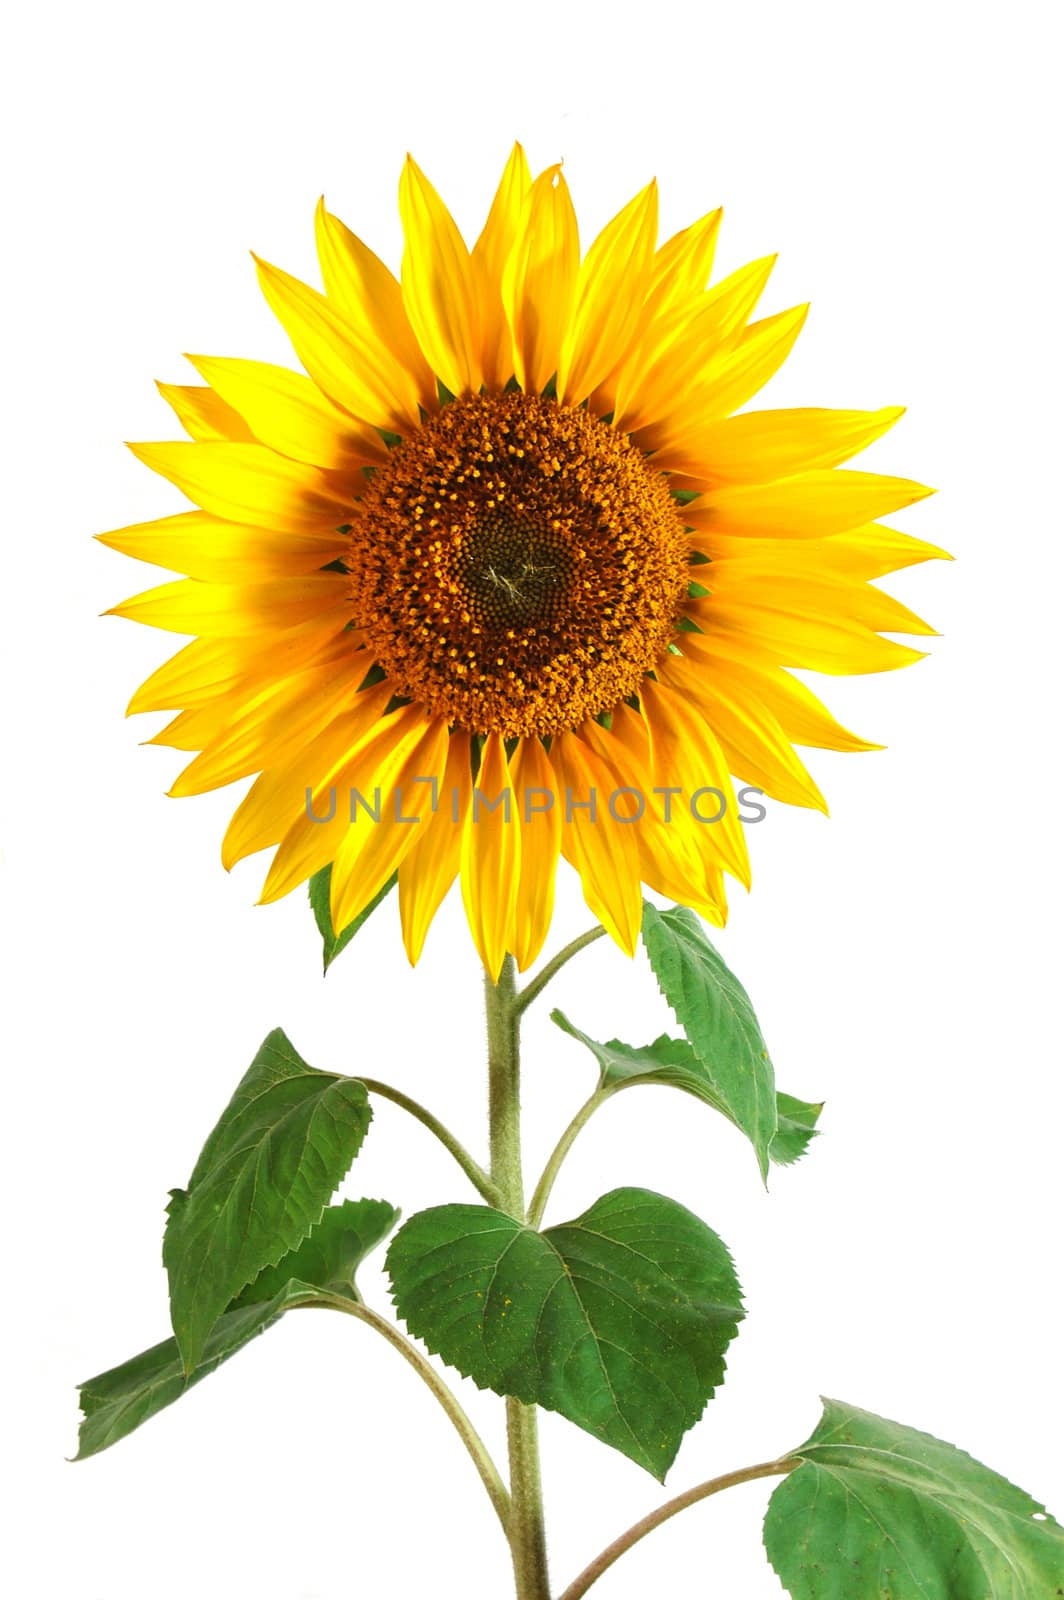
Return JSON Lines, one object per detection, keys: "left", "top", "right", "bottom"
{"left": 101, "top": 146, "right": 944, "bottom": 977}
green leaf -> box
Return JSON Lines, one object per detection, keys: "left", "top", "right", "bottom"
{"left": 232, "top": 1197, "right": 399, "bottom": 1307}
{"left": 387, "top": 1187, "right": 743, "bottom": 1479}
{"left": 77, "top": 1288, "right": 306, "bottom": 1461}
{"left": 551, "top": 1013, "right": 821, "bottom": 1168}
{"left": 308, "top": 866, "right": 397, "bottom": 970}
{"left": 764, "top": 1398, "right": 1064, "bottom": 1598}
{"left": 770, "top": 1093, "right": 823, "bottom": 1166}
{"left": 641, "top": 902, "right": 778, "bottom": 1179}
{"left": 77, "top": 1198, "right": 397, "bottom": 1460}
{"left": 163, "top": 1029, "right": 372, "bottom": 1372}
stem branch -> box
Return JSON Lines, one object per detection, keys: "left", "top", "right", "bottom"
{"left": 526, "top": 1087, "right": 614, "bottom": 1229}
{"left": 557, "top": 1457, "right": 800, "bottom": 1600}
{"left": 298, "top": 1293, "right": 511, "bottom": 1533}
{"left": 512, "top": 926, "right": 606, "bottom": 1018}
{"left": 360, "top": 1078, "right": 503, "bottom": 1206}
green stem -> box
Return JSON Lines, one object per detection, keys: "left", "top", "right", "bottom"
{"left": 485, "top": 956, "right": 552, "bottom": 1600}
{"left": 512, "top": 926, "right": 607, "bottom": 1018}
{"left": 298, "top": 1293, "right": 511, "bottom": 1532}
{"left": 526, "top": 1087, "right": 614, "bottom": 1229}
{"left": 556, "top": 1457, "right": 799, "bottom": 1600}
{"left": 360, "top": 1077, "right": 502, "bottom": 1206}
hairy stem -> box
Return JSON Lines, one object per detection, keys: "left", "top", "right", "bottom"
{"left": 299, "top": 1292, "right": 511, "bottom": 1532}
{"left": 359, "top": 1077, "right": 502, "bottom": 1206}
{"left": 557, "top": 1457, "right": 800, "bottom": 1600}
{"left": 485, "top": 957, "right": 552, "bottom": 1600}
{"left": 512, "top": 926, "right": 607, "bottom": 1018}
{"left": 526, "top": 1087, "right": 614, "bottom": 1229}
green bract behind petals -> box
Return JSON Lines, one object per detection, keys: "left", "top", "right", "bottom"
{"left": 309, "top": 864, "right": 398, "bottom": 971}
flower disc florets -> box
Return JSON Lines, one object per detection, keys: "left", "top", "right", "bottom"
{"left": 347, "top": 391, "right": 691, "bottom": 737}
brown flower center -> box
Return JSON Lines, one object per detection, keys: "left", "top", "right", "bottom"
{"left": 346, "top": 391, "right": 690, "bottom": 737}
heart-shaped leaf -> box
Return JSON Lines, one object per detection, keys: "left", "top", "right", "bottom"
{"left": 387, "top": 1187, "right": 743, "bottom": 1479}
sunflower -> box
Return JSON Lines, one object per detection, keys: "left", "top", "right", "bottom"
{"left": 101, "top": 146, "right": 944, "bottom": 978}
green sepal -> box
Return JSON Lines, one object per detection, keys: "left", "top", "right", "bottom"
{"left": 641, "top": 902, "right": 778, "bottom": 1179}
{"left": 163, "top": 1029, "right": 372, "bottom": 1372}
{"left": 552, "top": 1012, "right": 821, "bottom": 1167}
{"left": 387, "top": 1187, "right": 743, "bottom": 1480}
{"left": 765, "top": 1399, "right": 1064, "bottom": 1598}
{"left": 76, "top": 1199, "right": 398, "bottom": 1460}
{"left": 308, "top": 866, "right": 398, "bottom": 971}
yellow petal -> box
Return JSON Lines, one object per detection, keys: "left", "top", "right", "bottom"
{"left": 501, "top": 165, "right": 580, "bottom": 394}
{"left": 686, "top": 469, "right": 935, "bottom": 541}
{"left": 705, "top": 563, "right": 938, "bottom": 636}
{"left": 639, "top": 830, "right": 729, "bottom": 928}
{"left": 509, "top": 735, "right": 562, "bottom": 971}
{"left": 614, "top": 254, "right": 777, "bottom": 429}
{"left": 460, "top": 732, "right": 520, "bottom": 980}
{"left": 97, "top": 510, "right": 347, "bottom": 581}
{"left": 221, "top": 681, "right": 393, "bottom": 868}
{"left": 107, "top": 573, "right": 350, "bottom": 636}
{"left": 170, "top": 642, "right": 367, "bottom": 796}
{"left": 185, "top": 355, "right": 386, "bottom": 470}
{"left": 472, "top": 143, "right": 533, "bottom": 390}
{"left": 255, "top": 254, "right": 422, "bottom": 432}
{"left": 260, "top": 702, "right": 437, "bottom": 903}
{"left": 644, "top": 305, "right": 809, "bottom": 451}
{"left": 551, "top": 732, "right": 642, "bottom": 955}
{"left": 639, "top": 677, "right": 752, "bottom": 888}
{"left": 399, "top": 155, "right": 482, "bottom": 397}
{"left": 661, "top": 653, "right": 827, "bottom": 811}
{"left": 126, "top": 440, "right": 355, "bottom": 535}
{"left": 655, "top": 406, "right": 906, "bottom": 483}
{"left": 398, "top": 732, "right": 474, "bottom": 965}
{"left": 330, "top": 715, "right": 451, "bottom": 933}
{"left": 156, "top": 382, "right": 255, "bottom": 443}
{"left": 690, "top": 596, "right": 926, "bottom": 674}
{"left": 576, "top": 711, "right": 728, "bottom": 925}
{"left": 810, "top": 522, "right": 953, "bottom": 578}
{"left": 644, "top": 208, "right": 723, "bottom": 319}
{"left": 315, "top": 198, "right": 435, "bottom": 398}
{"left": 126, "top": 619, "right": 352, "bottom": 714}
{"left": 558, "top": 178, "right": 658, "bottom": 404}
{"left": 676, "top": 634, "right": 879, "bottom": 752}
{"left": 145, "top": 646, "right": 338, "bottom": 748}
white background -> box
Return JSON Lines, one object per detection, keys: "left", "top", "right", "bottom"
{"left": 3, "top": 1, "right": 1062, "bottom": 1595}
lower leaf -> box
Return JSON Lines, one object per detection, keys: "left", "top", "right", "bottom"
{"left": 76, "top": 1198, "right": 397, "bottom": 1459}
{"left": 764, "top": 1398, "right": 1064, "bottom": 1598}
